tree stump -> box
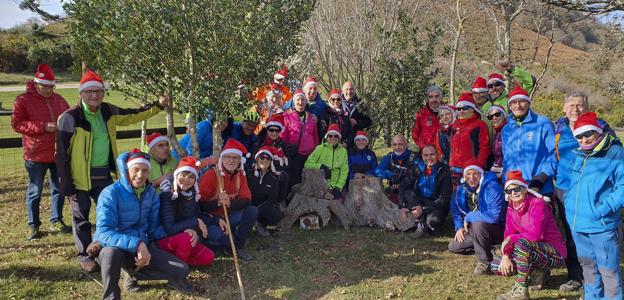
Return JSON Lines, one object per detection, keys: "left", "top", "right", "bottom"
{"left": 279, "top": 169, "right": 353, "bottom": 230}
{"left": 343, "top": 176, "right": 416, "bottom": 231}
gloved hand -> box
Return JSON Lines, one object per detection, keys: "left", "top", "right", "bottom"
{"left": 160, "top": 177, "right": 173, "bottom": 192}
{"left": 320, "top": 165, "right": 332, "bottom": 179}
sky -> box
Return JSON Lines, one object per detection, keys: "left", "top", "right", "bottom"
{"left": 0, "top": 0, "right": 65, "bottom": 29}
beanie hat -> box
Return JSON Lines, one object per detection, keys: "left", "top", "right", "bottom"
{"left": 126, "top": 149, "right": 151, "bottom": 171}
{"left": 303, "top": 77, "right": 318, "bottom": 91}
{"left": 273, "top": 64, "right": 288, "bottom": 80}
{"left": 487, "top": 105, "right": 508, "bottom": 119}
{"left": 265, "top": 113, "right": 284, "bottom": 130}
{"left": 172, "top": 156, "right": 202, "bottom": 201}
{"left": 219, "top": 139, "right": 250, "bottom": 175}
{"left": 508, "top": 85, "right": 531, "bottom": 104}
{"left": 504, "top": 169, "right": 551, "bottom": 202}
{"left": 456, "top": 92, "right": 477, "bottom": 110}
{"left": 488, "top": 73, "right": 505, "bottom": 85}
{"left": 146, "top": 132, "right": 169, "bottom": 151}
{"left": 573, "top": 112, "right": 603, "bottom": 137}
{"left": 325, "top": 123, "right": 341, "bottom": 139}
{"left": 33, "top": 63, "right": 56, "bottom": 85}
{"left": 79, "top": 69, "right": 106, "bottom": 93}
{"left": 354, "top": 130, "right": 368, "bottom": 142}
{"left": 472, "top": 77, "right": 488, "bottom": 93}
{"left": 254, "top": 145, "right": 287, "bottom": 175}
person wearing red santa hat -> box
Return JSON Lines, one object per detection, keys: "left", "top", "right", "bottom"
{"left": 489, "top": 58, "right": 535, "bottom": 109}
{"left": 448, "top": 160, "right": 505, "bottom": 275}
{"left": 486, "top": 105, "right": 508, "bottom": 179}
{"left": 251, "top": 64, "right": 292, "bottom": 105}
{"left": 472, "top": 77, "right": 490, "bottom": 111}
{"left": 56, "top": 69, "right": 170, "bottom": 272}
{"left": 283, "top": 76, "right": 327, "bottom": 117}
{"left": 318, "top": 88, "right": 355, "bottom": 147}
{"left": 305, "top": 123, "right": 349, "bottom": 200}
{"left": 198, "top": 139, "right": 258, "bottom": 261}
{"left": 145, "top": 132, "right": 178, "bottom": 190}
{"left": 12, "top": 63, "right": 71, "bottom": 240}
{"left": 347, "top": 130, "right": 378, "bottom": 180}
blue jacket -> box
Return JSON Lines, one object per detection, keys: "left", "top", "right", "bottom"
{"left": 172, "top": 119, "right": 214, "bottom": 160}
{"left": 554, "top": 117, "right": 615, "bottom": 192}
{"left": 222, "top": 119, "right": 257, "bottom": 157}
{"left": 348, "top": 148, "right": 378, "bottom": 179}
{"left": 283, "top": 93, "right": 327, "bottom": 117}
{"left": 501, "top": 109, "right": 557, "bottom": 195}
{"left": 563, "top": 134, "right": 624, "bottom": 233}
{"left": 374, "top": 150, "right": 419, "bottom": 179}
{"left": 94, "top": 152, "right": 166, "bottom": 253}
{"left": 450, "top": 172, "right": 506, "bottom": 231}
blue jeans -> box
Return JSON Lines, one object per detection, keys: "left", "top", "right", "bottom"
{"left": 573, "top": 230, "right": 622, "bottom": 300}
{"left": 25, "top": 160, "right": 64, "bottom": 227}
{"left": 206, "top": 205, "right": 258, "bottom": 250}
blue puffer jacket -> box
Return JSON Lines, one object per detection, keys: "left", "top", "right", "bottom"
{"left": 450, "top": 172, "right": 506, "bottom": 231}
{"left": 554, "top": 117, "right": 615, "bottom": 192}
{"left": 348, "top": 148, "right": 378, "bottom": 179}
{"left": 564, "top": 134, "right": 624, "bottom": 233}
{"left": 173, "top": 119, "right": 213, "bottom": 160}
{"left": 374, "top": 150, "right": 419, "bottom": 179}
{"left": 283, "top": 93, "right": 327, "bottom": 117}
{"left": 501, "top": 109, "right": 557, "bottom": 194}
{"left": 94, "top": 152, "right": 166, "bottom": 253}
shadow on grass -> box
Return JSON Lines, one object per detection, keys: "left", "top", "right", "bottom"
{"left": 0, "top": 264, "right": 88, "bottom": 282}
{"left": 0, "top": 241, "right": 73, "bottom": 251}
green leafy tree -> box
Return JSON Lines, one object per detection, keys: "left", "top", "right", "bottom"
{"left": 66, "top": 0, "right": 315, "bottom": 157}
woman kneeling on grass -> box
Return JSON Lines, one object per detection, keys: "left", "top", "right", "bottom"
{"left": 491, "top": 170, "right": 566, "bottom": 300}
{"left": 158, "top": 156, "right": 223, "bottom": 267}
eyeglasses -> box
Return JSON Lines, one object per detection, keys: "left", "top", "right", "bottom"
{"left": 36, "top": 84, "right": 55, "bottom": 90}
{"left": 456, "top": 106, "right": 472, "bottom": 111}
{"left": 267, "top": 127, "right": 281, "bottom": 133}
{"left": 575, "top": 130, "right": 597, "bottom": 140}
{"left": 257, "top": 154, "right": 272, "bottom": 161}
{"left": 329, "top": 98, "right": 342, "bottom": 102}
{"left": 488, "top": 82, "right": 504, "bottom": 88}
{"left": 83, "top": 90, "right": 105, "bottom": 97}
{"left": 327, "top": 134, "right": 340, "bottom": 139}
{"left": 487, "top": 112, "right": 503, "bottom": 120}
{"left": 504, "top": 186, "right": 524, "bottom": 195}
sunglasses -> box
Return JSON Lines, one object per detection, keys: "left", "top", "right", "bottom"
{"left": 456, "top": 106, "right": 472, "bottom": 111}
{"left": 257, "top": 154, "right": 272, "bottom": 161}
{"left": 327, "top": 134, "right": 340, "bottom": 139}
{"left": 487, "top": 112, "right": 503, "bottom": 120}
{"left": 504, "top": 186, "right": 524, "bottom": 195}
{"left": 575, "top": 130, "right": 597, "bottom": 140}
{"left": 267, "top": 128, "right": 281, "bottom": 133}
{"left": 329, "top": 97, "right": 342, "bottom": 102}
{"left": 488, "top": 82, "right": 504, "bottom": 88}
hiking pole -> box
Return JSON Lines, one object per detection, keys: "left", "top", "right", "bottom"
{"left": 220, "top": 191, "right": 246, "bottom": 300}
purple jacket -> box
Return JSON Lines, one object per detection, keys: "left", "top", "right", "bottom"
{"left": 502, "top": 194, "right": 566, "bottom": 258}
{"left": 491, "top": 122, "right": 506, "bottom": 167}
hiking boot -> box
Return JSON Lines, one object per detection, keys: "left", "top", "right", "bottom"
{"left": 559, "top": 279, "right": 582, "bottom": 292}
{"left": 496, "top": 282, "right": 529, "bottom": 300}
{"left": 27, "top": 226, "right": 41, "bottom": 240}
{"left": 49, "top": 220, "right": 72, "bottom": 234}
{"left": 121, "top": 269, "right": 141, "bottom": 292}
{"left": 255, "top": 222, "right": 270, "bottom": 237}
{"left": 79, "top": 257, "right": 100, "bottom": 273}
{"left": 473, "top": 262, "right": 491, "bottom": 275}
{"left": 528, "top": 268, "right": 551, "bottom": 291}
{"left": 167, "top": 278, "right": 193, "bottom": 295}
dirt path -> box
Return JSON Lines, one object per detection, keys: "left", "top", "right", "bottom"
{"left": 0, "top": 83, "right": 79, "bottom": 92}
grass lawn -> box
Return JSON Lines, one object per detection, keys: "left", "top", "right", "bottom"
{"left": 0, "top": 174, "right": 588, "bottom": 299}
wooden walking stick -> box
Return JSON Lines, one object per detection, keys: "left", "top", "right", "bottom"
{"left": 216, "top": 169, "right": 246, "bottom": 300}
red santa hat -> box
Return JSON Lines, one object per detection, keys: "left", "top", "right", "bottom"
{"left": 172, "top": 156, "right": 202, "bottom": 201}
{"left": 573, "top": 112, "right": 603, "bottom": 137}
{"left": 126, "top": 149, "right": 151, "bottom": 171}
{"left": 456, "top": 92, "right": 477, "bottom": 110}
{"left": 463, "top": 160, "right": 484, "bottom": 178}
{"left": 219, "top": 139, "right": 250, "bottom": 175}
{"left": 354, "top": 130, "right": 368, "bottom": 142}
{"left": 254, "top": 145, "right": 288, "bottom": 175}
{"left": 303, "top": 77, "right": 318, "bottom": 91}
{"left": 33, "top": 63, "right": 56, "bottom": 85}
{"left": 508, "top": 85, "right": 531, "bottom": 104}
{"left": 487, "top": 105, "right": 508, "bottom": 119}
{"left": 79, "top": 69, "right": 106, "bottom": 93}
{"left": 504, "top": 169, "right": 551, "bottom": 202}
{"left": 328, "top": 88, "right": 342, "bottom": 100}
{"left": 488, "top": 73, "right": 505, "bottom": 85}
{"left": 146, "top": 132, "right": 169, "bottom": 151}
{"left": 325, "top": 123, "right": 341, "bottom": 139}
{"left": 273, "top": 64, "right": 288, "bottom": 80}
{"left": 472, "top": 77, "right": 488, "bottom": 93}
{"left": 293, "top": 88, "right": 305, "bottom": 100}
{"left": 265, "top": 113, "right": 284, "bottom": 130}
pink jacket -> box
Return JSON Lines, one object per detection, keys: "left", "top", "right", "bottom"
{"left": 281, "top": 110, "right": 319, "bottom": 155}
{"left": 502, "top": 194, "right": 567, "bottom": 258}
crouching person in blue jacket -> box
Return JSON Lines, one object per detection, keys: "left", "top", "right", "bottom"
{"left": 94, "top": 150, "right": 191, "bottom": 300}
{"left": 564, "top": 112, "right": 624, "bottom": 300}
{"left": 448, "top": 161, "right": 506, "bottom": 275}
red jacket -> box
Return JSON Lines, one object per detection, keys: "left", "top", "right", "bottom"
{"left": 411, "top": 105, "right": 440, "bottom": 150}
{"left": 449, "top": 114, "right": 490, "bottom": 168}
{"left": 11, "top": 81, "right": 70, "bottom": 163}
{"left": 198, "top": 167, "right": 252, "bottom": 218}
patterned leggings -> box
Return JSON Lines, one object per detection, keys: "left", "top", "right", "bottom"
{"left": 490, "top": 239, "right": 564, "bottom": 287}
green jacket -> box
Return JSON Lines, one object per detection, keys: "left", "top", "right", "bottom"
{"left": 304, "top": 142, "right": 349, "bottom": 190}
{"left": 56, "top": 101, "right": 164, "bottom": 195}
{"left": 149, "top": 155, "right": 178, "bottom": 192}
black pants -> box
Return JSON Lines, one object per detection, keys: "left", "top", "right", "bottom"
{"left": 414, "top": 207, "right": 448, "bottom": 235}
{"left": 97, "top": 244, "right": 189, "bottom": 300}
{"left": 71, "top": 177, "right": 112, "bottom": 260}
{"left": 287, "top": 153, "right": 308, "bottom": 191}
{"left": 554, "top": 188, "right": 584, "bottom": 282}
{"left": 448, "top": 221, "right": 504, "bottom": 264}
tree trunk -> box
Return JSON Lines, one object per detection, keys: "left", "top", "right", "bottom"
{"left": 212, "top": 116, "right": 224, "bottom": 158}
{"left": 189, "top": 111, "right": 200, "bottom": 158}
{"left": 343, "top": 177, "right": 415, "bottom": 231}
{"left": 140, "top": 120, "right": 147, "bottom": 150}
{"left": 165, "top": 102, "right": 186, "bottom": 158}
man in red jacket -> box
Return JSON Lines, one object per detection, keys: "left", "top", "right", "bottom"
{"left": 411, "top": 85, "right": 443, "bottom": 151}
{"left": 11, "top": 63, "right": 70, "bottom": 240}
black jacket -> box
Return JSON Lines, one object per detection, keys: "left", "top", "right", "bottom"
{"left": 159, "top": 188, "right": 219, "bottom": 237}
{"left": 398, "top": 161, "right": 452, "bottom": 213}
{"left": 246, "top": 168, "right": 282, "bottom": 206}
{"left": 344, "top": 96, "right": 372, "bottom": 131}
{"left": 318, "top": 107, "right": 354, "bottom": 147}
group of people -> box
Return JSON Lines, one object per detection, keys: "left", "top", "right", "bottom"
{"left": 11, "top": 62, "right": 624, "bottom": 300}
